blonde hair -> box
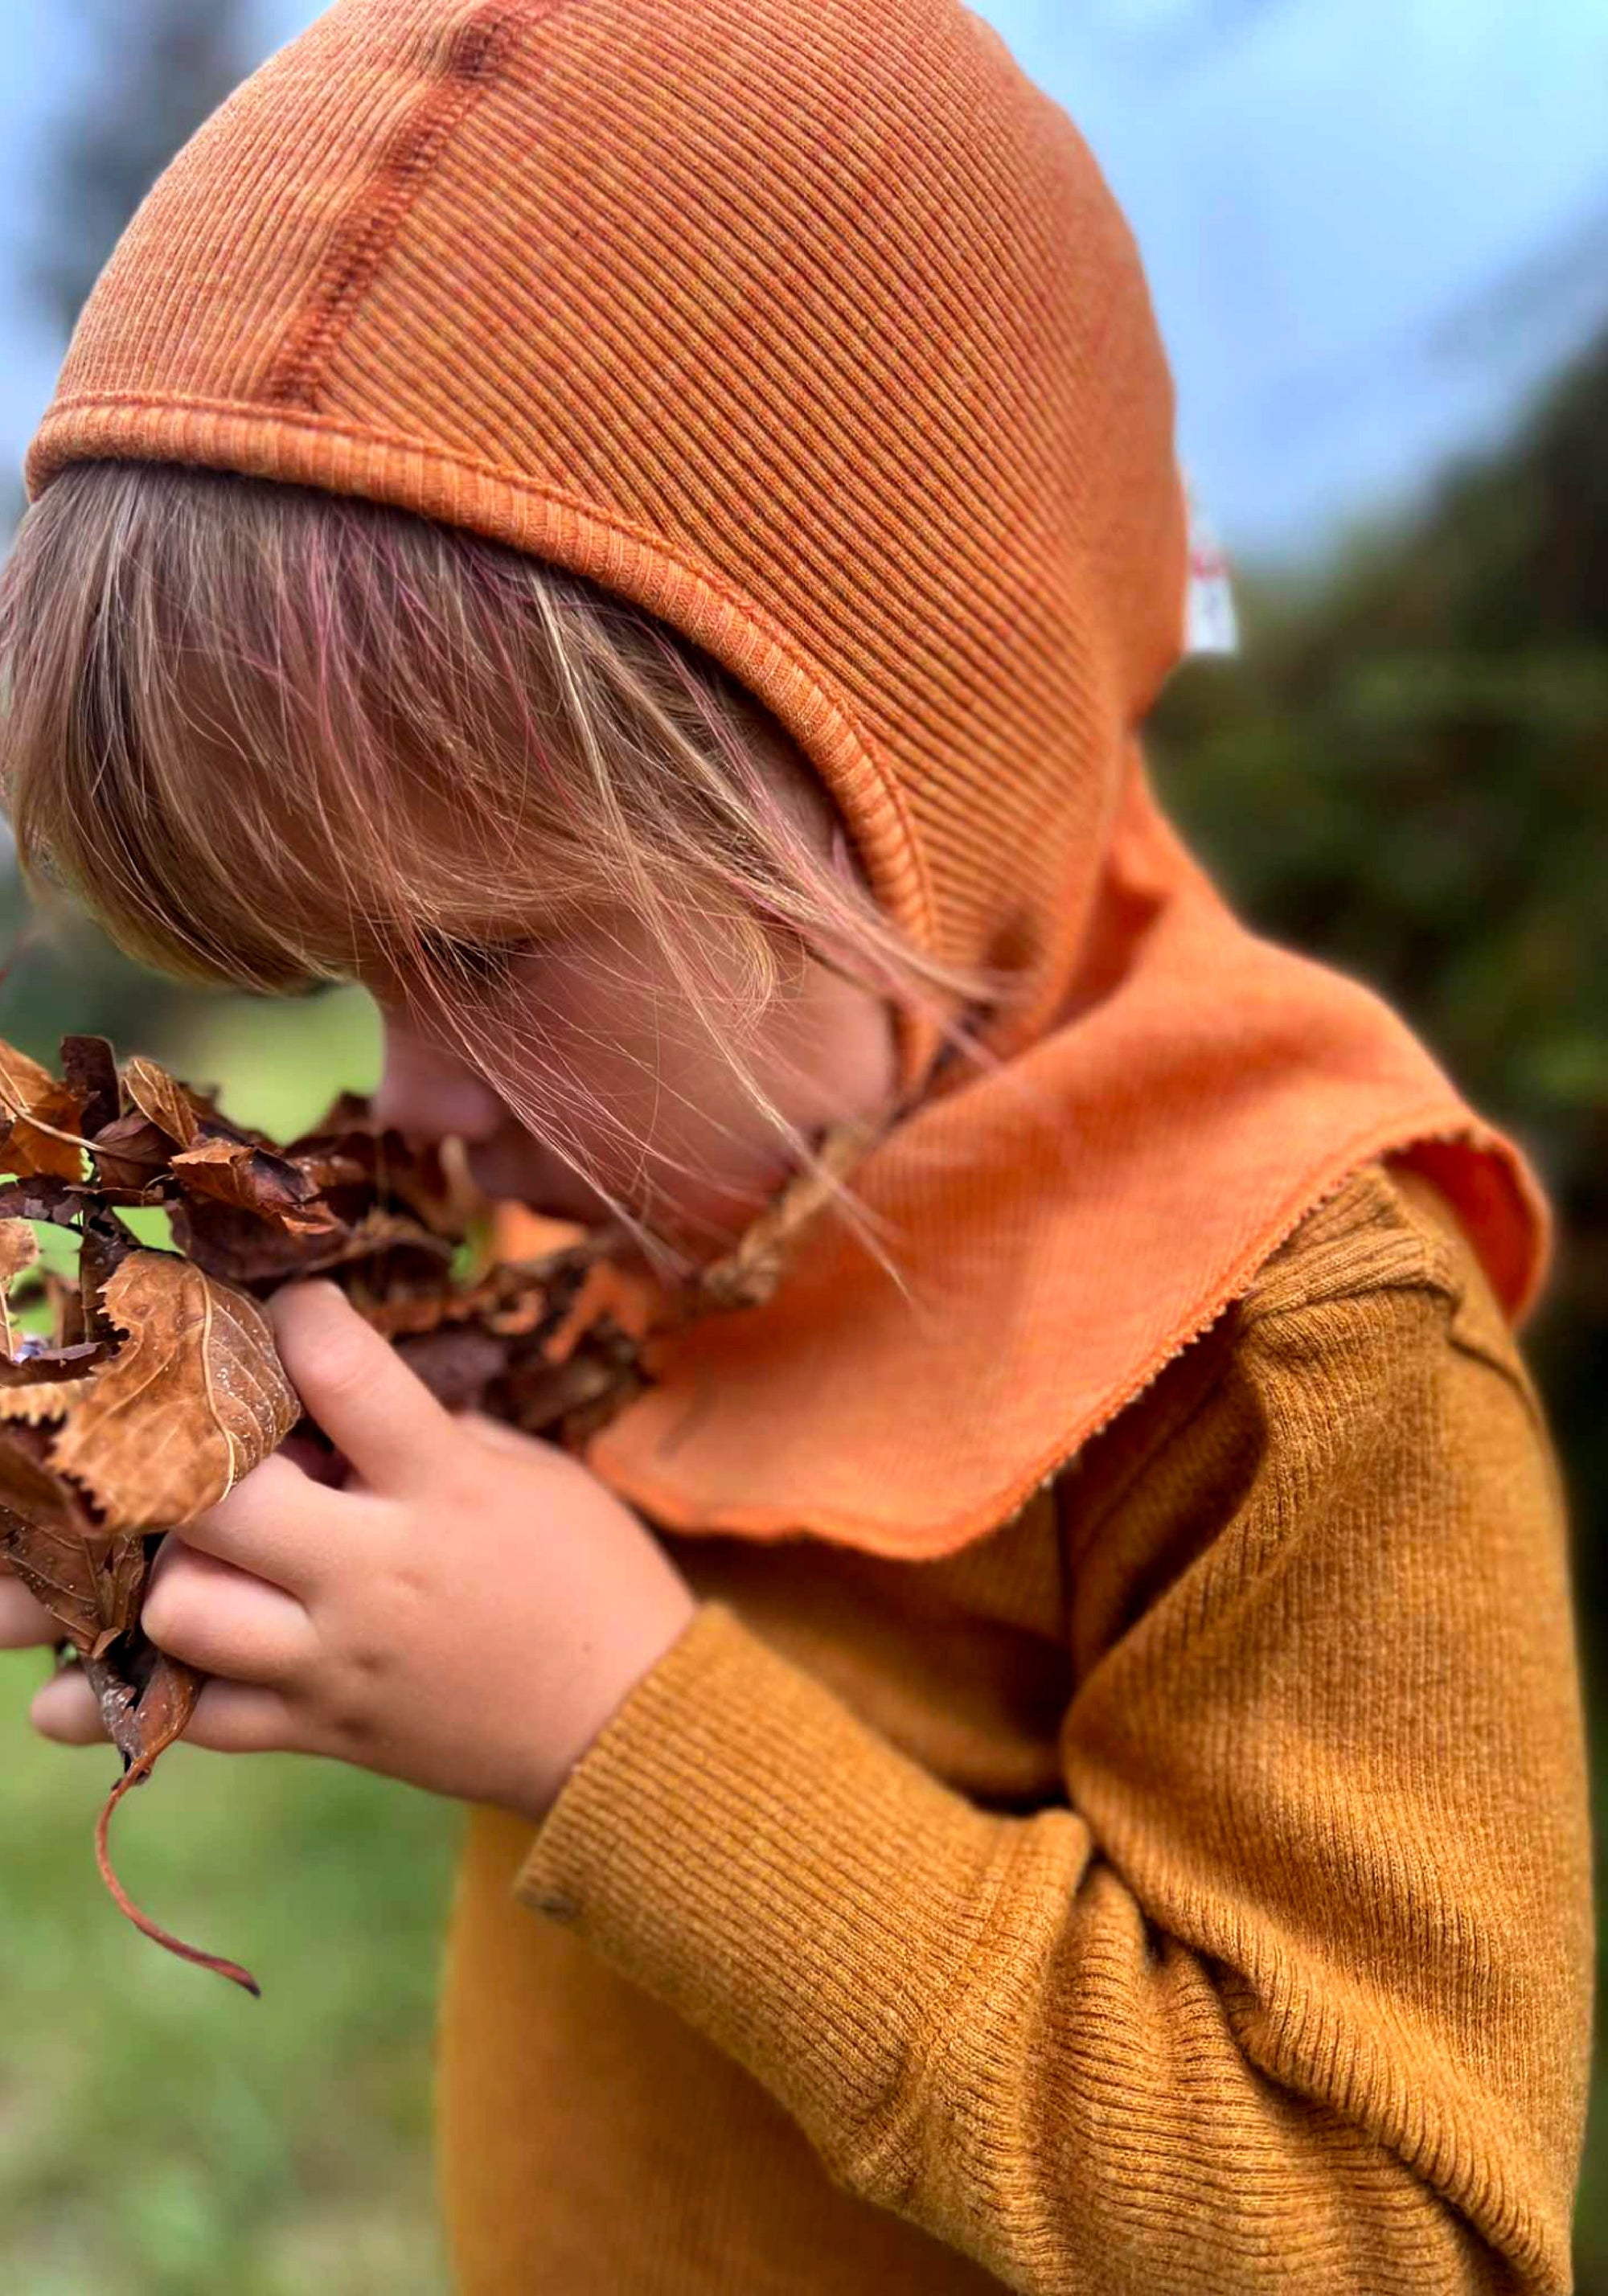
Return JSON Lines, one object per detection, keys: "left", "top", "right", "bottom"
{"left": 0, "top": 462, "right": 1010, "bottom": 1278}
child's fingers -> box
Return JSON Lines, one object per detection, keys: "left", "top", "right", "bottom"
{"left": 183, "top": 1451, "right": 355, "bottom": 1595}
{"left": 143, "top": 1540, "right": 318, "bottom": 1685}
{"left": 178, "top": 1676, "right": 300, "bottom": 1755}
{"left": 456, "top": 1408, "right": 548, "bottom": 1462}
{"left": 31, "top": 1663, "right": 302, "bottom": 1756}
{"left": 31, "top": 1663, "right": 107, "bottom": 1745}
{"left": 269, "top": 1282, "right": 458, "bottom": 1494}
{"left": 0, "top": 1572, "right": 59, "bottom": 1649}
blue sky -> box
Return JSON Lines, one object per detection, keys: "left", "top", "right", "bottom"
{"left": 2, "top": 0, "right": 1604, "bottom": 563}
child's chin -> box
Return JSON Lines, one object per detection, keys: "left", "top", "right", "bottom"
{"left": 474, "top": 1134, "right": 793, "bottom": 1246}
{"left": 662, "top": 1166, "right": 795, "bottom": 1248}
{"left": 468, "top": 1141, "right": 609, "bottom": 1224}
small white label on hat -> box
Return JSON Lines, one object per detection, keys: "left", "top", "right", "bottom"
{"left": 1183, "top": 481, "right": 1240, "bottom": 656}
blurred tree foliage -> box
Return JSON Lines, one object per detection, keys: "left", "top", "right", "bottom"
{"left": 28, "top": 2, "right": 255, "bottom": 338}
{"left": 1149, "top": 330, "right": 1608, "bottom": 1627}
{"left": 1, "top": 0, "right": 255, "bottom": 1048}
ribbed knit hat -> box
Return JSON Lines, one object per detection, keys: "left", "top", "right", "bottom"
{"left": 27, "top": 0, "right": 1184, "bottom": 1097}
{"left": 26, "top": 0, "right": 1547, "bottom": 1554}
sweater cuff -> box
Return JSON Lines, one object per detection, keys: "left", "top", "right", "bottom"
{"left": 513, "top": 1599, "right": 1017, "bottom": 2139}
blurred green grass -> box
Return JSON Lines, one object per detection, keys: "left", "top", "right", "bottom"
{"left": 2, "top": 988, "right": 458, "bottom": 2296}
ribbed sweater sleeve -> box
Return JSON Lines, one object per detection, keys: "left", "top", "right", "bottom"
{"left": 514, "top": 1197, "right": 1593, "bottom": 2294}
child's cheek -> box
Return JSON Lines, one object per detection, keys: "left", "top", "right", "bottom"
{"left": 513, "top": 945, "right": 746, "bottom": 1171}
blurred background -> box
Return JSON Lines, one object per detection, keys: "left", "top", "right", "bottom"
{"left": 0, "top": 2, "right": 1602, "bottom": 2289}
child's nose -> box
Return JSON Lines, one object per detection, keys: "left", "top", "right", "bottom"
{"left": 371, "top": 1017, "right": 506, "bottom": 1145}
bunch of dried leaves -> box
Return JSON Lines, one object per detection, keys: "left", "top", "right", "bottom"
{"left": 0, "top": 1031, "right": 870, "bottom": 1995}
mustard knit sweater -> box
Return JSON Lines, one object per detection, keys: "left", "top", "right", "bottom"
{"left": 435, "top": 1162, "right": 1594, "bottom": 2294}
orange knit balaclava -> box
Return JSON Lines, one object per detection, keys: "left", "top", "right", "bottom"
{"left": 26, "top": 0, "right": 1546, "bottom": 1556}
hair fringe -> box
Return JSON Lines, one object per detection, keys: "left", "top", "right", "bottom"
{"left": 0, "top": 462, "right": 1018, "bottom": 1285}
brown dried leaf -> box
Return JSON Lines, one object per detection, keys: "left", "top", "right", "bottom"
{"left": 92, "top": 1539, "right": 153, "bottom": 1667}
{"left": 481, "top": 1288, "right": 551, "bottom": 1339}
{"left": 0, "top": 1414, "right": 85, "bottom": 1528}
{"left": 392, "top": 1134, "right": 486, "bottom": 1238}
{"left": 0, "top": 1039, "right": 86, "bottom": 1182}
{"left": 108, "top": 1647, "right": 200, "bottom": 1762}
{"left": 695, "top": 1118, "right": 876, "bottom": 1309}
{"left": 76, "top": 1213, "right": 141, "bottom": 1342}
{"left": 171, "top": 1196, "right": 451, "bottom": 1289}
{"left": 290, "top": 1150, "right": 371, "bottom": 1191}
{"left": 95, "top": 1665, "right": 259, "bottom": 1995}
{"left": 0, "top": 1222, "right": 40, "bottom": 1356}
{"left": 61, "top": 1035, "right": 120, "bottom": 1138}
{"left": 356, "top": 1285, "right": 469, "bottom": 1341}
{"left": 289, "top": 1109, "right": 486, "bottom": 1239}
{"left": 0, "top": 1031, "right": 734, "bottom": 1995}
{"left": 0, "top": 1222, "right": 40, "bottom": 1281}
{"left": 501, "top": 1350, "right": 621, "bottom": 1437}
{"left": 90, "top": 1111, "right": 175, "bottom": 1193}
{"left": 0, "top": 1374, "right": 97, "bottom": 1422}
{"left": 51, "top": 1252, "right": 300, "bottom": 1530}
{"left": 36, "top": 1265, "right": 82, "bottom": 1351}
{"left": 170, "top": 1138, "right": 342, "bottom": 1235}
{"left": 0, "top": 1500, "right": 133, "bottom": 1657}
{"left": 354, "top": 1253, "right": 532, "bottom": 1341}
{"left": 167, "top": 1196, "right": 345, "bottom": 1286}
{"left": 326, "top": 1211, "right": 459, "bottom": 1285}
{"left": 80, "top": 1582, "right": 199, "bottom": 1756}
{"left": 559, "top": 1365, "right": 650, "bottom": 1449}
{"left": 120, "top": 1054, "right": 202, "bottom": 1149}
{"left": 0, "top": 1343, "right": 104, "bottom": 1388}
{"left": 539, "top": 1259, "right": 668, "bottom": 1364}
{"left": 178, "top": 1079, "right": 278, "bottom": 1152}
{"left": 395, "top": 1325, "right": 509, "bottom": 1412}
{"left": 0, "top": 1175, "right": 90, "bottom": 1225}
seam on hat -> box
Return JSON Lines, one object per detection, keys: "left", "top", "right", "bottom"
{"left": 264, "top": 1, "right": 571, "bottom": 410}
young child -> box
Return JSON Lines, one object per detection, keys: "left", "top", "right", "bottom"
{"left": 0, "top": 2, "right": 1593, "bottom": 2289}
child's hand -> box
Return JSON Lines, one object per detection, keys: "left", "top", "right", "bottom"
{"left": 0, "top": 1572, "right": 59, "bottom": 1654}
{"left": 27, "top": 1282, "right": 699, "bottom": 1825}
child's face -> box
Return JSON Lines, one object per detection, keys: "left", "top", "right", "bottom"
{"left": 371, "top": 912, "right": 897, "bottom": 1248}
{"left": 368, "top": 752, "right": 900, "bottom": 1255}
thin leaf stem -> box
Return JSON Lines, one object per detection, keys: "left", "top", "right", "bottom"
{"left": 95, "top": 1763, "right": 261, "bottom": 1998}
